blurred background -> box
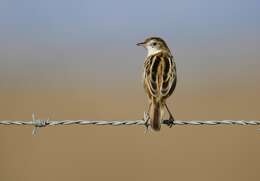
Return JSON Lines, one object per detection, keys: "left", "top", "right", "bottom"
{"left": 0, "top": 0, "right": 259, "bottom": 180}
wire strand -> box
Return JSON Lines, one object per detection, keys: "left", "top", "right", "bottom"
{"left": 0, "top": 113, "right": 259, "bottom": 135}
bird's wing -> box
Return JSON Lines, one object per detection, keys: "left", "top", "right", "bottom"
{"left": 160, "top": 54, "right": 177, "bottom": 97}
{"left": 144, "top": 52, "right": 176, "bottom": 99}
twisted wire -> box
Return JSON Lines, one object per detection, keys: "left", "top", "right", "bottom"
{"left": 1, "top": 120, "right": 260, "bottom": 126}
{"left": 1, "top": 113, "right": 259, "bottom": 135}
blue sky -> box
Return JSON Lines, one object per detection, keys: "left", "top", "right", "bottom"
{"left": 1, "top": 0, "right": 259, "bottom": 41}
{"left": 0, "top": 0, "right": 259, "bottom": 89}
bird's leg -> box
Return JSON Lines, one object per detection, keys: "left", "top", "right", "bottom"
{"left": 143, "top": 112, "right": 150, "bottom": 133}
{"left": 164, "top": 103, "right": 175, "bottom": 128}
{"left": 143, "top": 103, "right": 152, "bottom": 132}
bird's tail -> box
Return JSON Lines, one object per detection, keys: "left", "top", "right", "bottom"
{"left": 150, "top": 100, "right": 163, "bottom": 131}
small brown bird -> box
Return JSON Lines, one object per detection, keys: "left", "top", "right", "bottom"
{"left": 137, "top": 37, "right": 177, "bottom": 131}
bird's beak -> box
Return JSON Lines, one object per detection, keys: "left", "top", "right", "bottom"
{"left": 136, "top": 42, "right": 145, "bottom": 47}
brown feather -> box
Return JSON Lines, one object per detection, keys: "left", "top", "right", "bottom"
{"left": 143, "top": 51, "right": 176, "bottom": 131}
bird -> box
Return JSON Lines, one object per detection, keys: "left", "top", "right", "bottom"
{"left": 137, "top": 37, "right": 177, "bottom": 131}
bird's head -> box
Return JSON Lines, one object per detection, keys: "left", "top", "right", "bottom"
{"left": 137, "top": 37, "right": 170, "bottom": 56}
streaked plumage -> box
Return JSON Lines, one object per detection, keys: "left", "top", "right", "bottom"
{"left": 137, "top": 37, "right": 177, "bottom": 131}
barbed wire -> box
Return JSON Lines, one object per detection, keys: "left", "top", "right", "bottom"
{"left": 0, "top": 113, "right": 259, "bottom": 135}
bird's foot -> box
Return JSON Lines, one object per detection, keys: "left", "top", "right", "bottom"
{"left": 165, "top": 116, "right": 175, "bottom": 128}
{"left": 143, "top": 112, "right": 150, "bottom": 133}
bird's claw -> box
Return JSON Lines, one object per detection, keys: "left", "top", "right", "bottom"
{"left": 143, "top": 112, "right": 150, "bottom": 133}
{"left": 166, "top": 116, "right": 175, "bottom": 128}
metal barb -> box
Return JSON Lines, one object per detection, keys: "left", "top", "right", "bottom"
{"left": 32, "top": 113, "right": 49, "bottom": 135}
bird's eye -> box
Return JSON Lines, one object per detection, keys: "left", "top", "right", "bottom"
{"left": 152, "top": 42, "right": 157, "bottom": 46}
